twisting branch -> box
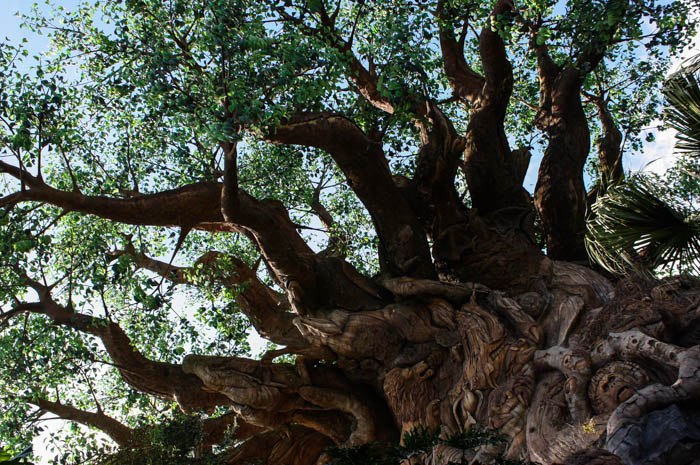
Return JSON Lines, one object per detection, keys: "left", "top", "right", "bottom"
{"left": 31, "top": 396, "right": 133, "bottom": 446}
{"left": 112, "top": 243, "right": 308, "bottom": 349}
{"left": 529, "top": 0, "right": 631, "bottom": 260}
{"left": 435, "top": 0, "right": 531, "bottom": 216}
{"left": 413, "top": 101, "right": 468, "bottom": 232}
{"left": 588, "top": 90, "right": 624, "bottom": 187}
{"left": 182, "top": 354, "right": 380, "bottom": 447}
{"left": 32, "top": 396, "right": 258, "bottom": 450}
{"left": 0, "top": 157, "right": 332, "bottom": 314}
{"left": 4, "top": 275, "right": 230, "bottom": 411}
{"left": 276, "top": 1, "right": 429, "bottom": 115}
{"left": 268, "top": 112, "right": 435, "bottom": 279}
{"left": 310, "top": 1, "right": 394, "bottom": 114}
{"left": 436, "top": 0, "right": 485, "bottom": 104}
{"left": 0, "top": 158, "right": 227, "bottom": 230}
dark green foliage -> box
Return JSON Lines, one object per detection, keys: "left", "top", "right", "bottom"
{"left": 586, "top": 173, "right": 700, "bottom": 275}
{"left": 586, "top": 59, "right": 700, "bottom": 276}
{"left": 97, "top": 415, "right": 222, "bottom": 465}
{"left": 664, "top": 56, "right": 700, "bottom": 156}
{"left": 0, "top": 447, "right": 33, "bottom": 465}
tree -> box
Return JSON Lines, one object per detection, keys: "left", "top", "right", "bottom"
{"left": 0, "top": 0, "right": 699, "bottom": 464}
{"left": 586, "top": 57, "right": 700, "bottom": 276}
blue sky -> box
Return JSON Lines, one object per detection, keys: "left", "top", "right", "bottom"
{"left": 2, "top": 1, "right": 59, "bottom": 50}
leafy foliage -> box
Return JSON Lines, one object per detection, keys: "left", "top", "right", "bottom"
{"left": 664, "top": 56, "right": 700, "bottom": 156}
{"left": 0, "top": 447, "right": 33, "bottom": 465}
{"left": 586, "top": 57, "right": 700, "bottom": 276}
{"left": 586, "top": 173, "right": 700, "bottom": 275}
{"left": 96, "top": 415, "right": 222, "bottom": 465}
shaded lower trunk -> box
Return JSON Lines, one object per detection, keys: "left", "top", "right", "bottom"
{"left": 180, "top": 263, "right": 700, "bottom": 465}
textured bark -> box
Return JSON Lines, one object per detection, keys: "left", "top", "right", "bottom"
{"left": 534, "top": 64, "right": 591, "bottom": 261}
{"left": 532, "top": 0, "right": 629, "bottom": 261}
{"left": 4, "top": 2, "right": 697, "bottom": 464}
{"left": 0, "top": 161, "right": 385, "bottom": 316}
{"left": 269, "top": 112, "right": 435, "bottom": 279}
{"left": 463, "top": 0, "right": 533, "bottom": 216}
{"left": 592, "top": 95, "right": 624, "bottom": 186}
{"left": 8, "top": 173, "right": 700, "bottom": 465}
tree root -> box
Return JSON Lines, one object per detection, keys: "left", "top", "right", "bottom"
{"left": 534, "top": 346, "right": 592, "bottom": 423}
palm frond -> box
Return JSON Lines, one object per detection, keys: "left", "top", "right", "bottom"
{"left": 664, "top": 57, "right": 700, "bottom": 156}
{"left": 585, "top": 174, "right": 700, "bottom": 276}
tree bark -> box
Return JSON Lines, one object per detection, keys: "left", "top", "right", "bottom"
{"left": 5, "top": 2, "right": 698, "bottom": 463}
{"left": 532, "top": 0, "right": 629, "bottom": 261}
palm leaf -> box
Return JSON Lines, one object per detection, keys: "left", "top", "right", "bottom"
{"left": 585, "top": 174, "right": 700, "bottom": 276}
{"left": 664, "top": 56, "right": 700, "bottom": 156}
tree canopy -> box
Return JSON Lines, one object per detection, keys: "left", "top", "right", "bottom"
{"left": 0, "top": 1, "right": 699, "bottom": 464}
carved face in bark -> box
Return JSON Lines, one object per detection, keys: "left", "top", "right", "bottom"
{"left": 588, "top": 361, "right": 650, "bottom": 414}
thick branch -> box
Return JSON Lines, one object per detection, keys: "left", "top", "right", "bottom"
{"left": 532, "top": 0, "right": 630, "bottom": 260}
{"left": 33, "top": 397, "right": 260, "bottom": 451}
{"left": 0, "top": 163, "right": 322, "bottom": 314}
{"left": 437, "top": 1, "right": 485, "bottom": 104}
{"left": 221, "top": 140, "right": 240, "bottom": 223}
{"left": 0, "top": 158, "right": 233, "bottom": 230}
{"left": 33, "top": 397, "right": 133, "bottom": 446}
{"left": 436, "top": 1, "right": 530, "bottom": 215}
{"left": 268, "top": 112, "right": 435, "bottom": 279}
{"left": 480, "top": 0, "right": 516, "bottom": 112}
{"left": 591, "top": 94, "right": 624, "bottom": 185}
{"left": 437, "top": 0, "right": 514, "bottom": 109}
{"left": 120, "top": 247, "right": 307, "bottom": 348}
{"left": 413, "top": 102, "right": 468, "bottom": 233}
{"left": 7, "top": 282, "right": 229, "bottom": 411}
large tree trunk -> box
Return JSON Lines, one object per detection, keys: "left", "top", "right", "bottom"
{"left": 20, "top": 222, "right": 700, "bottom": 464}
{"left": 148, "top": 259, "right": 700, "bottom": 465}
{"left": 181, "top": 262, "right": 700, "bottom": 465}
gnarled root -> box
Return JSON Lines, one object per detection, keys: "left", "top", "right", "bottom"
{"left": 605, "top": 344, "right": 700, "bottom": 458}
{"left": 534, "top": 345, "right": 592, "bottom": 423}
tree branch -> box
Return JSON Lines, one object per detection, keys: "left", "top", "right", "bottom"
{"left": 437, "top": 0, "right": 485, "bottom": 104}
{"left": 31, "top": 397, "right": 133, "bottom": 446}
{"left": 277, "top": 5, "right": 394, "bottom": 114}
{"left": 115, "top": 246, "right": 307, "bottom": 349}
{"left": 590, "top": 92, "right": 624, "bottom": 186}
{"left": 6, "top": 279, "right": 230, "bottom": 411}
{"left": 268, "top": 112, "right": 435, "bottom": 279}
{"left": 0, "top": 161, "right": 331, "bottom": 314}
{"left": 479, "top": 0, "right": 516, "bottom": 111}
{"left": 528, "top": 0, "right": 630, "bottom": 260}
